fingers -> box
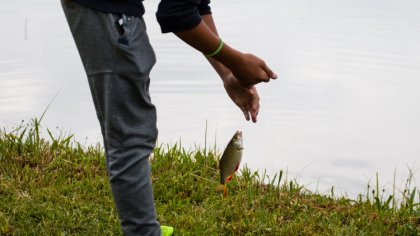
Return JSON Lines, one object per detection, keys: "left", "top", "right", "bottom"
{"left": 240, "top": 106, "right": 250, "bottom": 121}
{"left": 261, "top": 62, "right": 278, "bottom": 81}
{"left": 250, "top": 86, "right": 260, "bottom": 123}
{"left": 246, "top": 104, "right": 255, "bottom": 123}
{"left": 250, "top": 108, "right": 257, "bottom": 123}
{"left": 250, "top": 104, "right": 260, "bottom": 123}
{"left": 230, "top": 53, "right": 277, "bottom": 86}
{"left": 241, "top": 105, "right": 258, "bottom": 123}
{"left": 227, "top": 76, "right": 260, "bottom": 123}
{"left": 240, "top": 86, "right": 260, "bottom": 123}
{"left": 251, "top": 86, "right": 259, "bottom": 110}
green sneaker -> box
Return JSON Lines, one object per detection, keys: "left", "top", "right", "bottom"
{"left": 161, "top": 226, "right": 174, "bottom": 236}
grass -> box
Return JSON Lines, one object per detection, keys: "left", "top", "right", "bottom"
{"left": 0, "top": 119, "right": 419, "bottom": 235}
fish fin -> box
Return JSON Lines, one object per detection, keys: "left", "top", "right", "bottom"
{"left": 234, "top": 164, "right": 240, "bottom": 172}
{"left": 226, "top": 175, "right": 233, "bottom": 183}
{"left": 223, "top": 185, "right": 228, "bottom": 198}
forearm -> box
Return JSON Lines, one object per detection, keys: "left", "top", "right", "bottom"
{"left": 159, "top": 0, "right": 276, "bottom": 87}
{"left": 201, "top": 15, "right": 232, "bottom": 80}
{"left": 173, "top": 20, "right": 243, "bottom": 75}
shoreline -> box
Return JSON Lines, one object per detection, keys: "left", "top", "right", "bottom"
{"left": 0, "top": 120, "right": 419, "bottom": 234}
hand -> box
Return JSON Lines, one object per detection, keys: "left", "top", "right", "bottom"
{"left": 223, "top": 73, "right": 260, "bottom": 123}
{"left": 226, "top": 53, "right": 277, "bottom": 88}
{"left": 172, "top": 19, "right": 277, "bottom": 87}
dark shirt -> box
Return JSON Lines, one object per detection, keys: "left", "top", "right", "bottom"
{"left": 73, "top": 0, "right": 212, "bottom": 33}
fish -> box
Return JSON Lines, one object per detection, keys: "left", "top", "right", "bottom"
{"left": 217, "top": 130, "right": 243, "bottom": 197}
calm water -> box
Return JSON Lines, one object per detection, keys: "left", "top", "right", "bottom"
{"left": 1, "top": 0, "right": 420, "bottom": 198}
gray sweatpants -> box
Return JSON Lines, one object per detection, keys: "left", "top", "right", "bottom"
{"left": 61, "top": 1, "right": 160, "bottom": 235}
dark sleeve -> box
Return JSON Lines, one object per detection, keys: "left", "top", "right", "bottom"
{"left": 197, "top": 0, "right": 211, "bottom": 15}
{"left": 156, "top": 0, "right": 212, "bottom": 33}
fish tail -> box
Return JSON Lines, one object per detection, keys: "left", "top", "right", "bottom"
{"left": 223, "top": 185, "right": 228, "bottom": 198}
{"left": 216, "top": 184, "right": 228, "bottom": 197}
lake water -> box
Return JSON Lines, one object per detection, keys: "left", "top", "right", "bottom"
{"left": 1, "top": 0, "right": 420, "bottom": 199}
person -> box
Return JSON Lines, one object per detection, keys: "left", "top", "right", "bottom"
{"left": 61, "top": 0, "right": 277, "bottom": 235}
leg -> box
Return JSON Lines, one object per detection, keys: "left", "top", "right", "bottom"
{"left": 61, "top": 1, "right": 160, "bottom": 235}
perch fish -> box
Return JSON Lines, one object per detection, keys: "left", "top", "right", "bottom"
{"left": 218, "top": 130, "right": 243, "bottom": 197}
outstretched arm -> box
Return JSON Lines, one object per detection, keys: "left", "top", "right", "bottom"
{"left": 200, "top": 14, "right": 260, "bottom": 122}
{"left": 156, "top": 0, "right": 277, "bottom": 122}
{"left": 156, "top": 0, "right": 277, "bottom": 87}
{"left": 172, "top": 21, "right": 277, "bottom": 88}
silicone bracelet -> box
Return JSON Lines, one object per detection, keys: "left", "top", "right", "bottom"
{"left": 205, "top": 38, "right": 224, "bottom": 57}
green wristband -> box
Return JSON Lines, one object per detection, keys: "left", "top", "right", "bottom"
{"left": 205, "top": 38, "right": 224, "bottom": 57}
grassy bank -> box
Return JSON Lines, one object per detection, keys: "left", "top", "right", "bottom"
{"left": 0, "top": 119, "right": 419, "bottom": 235}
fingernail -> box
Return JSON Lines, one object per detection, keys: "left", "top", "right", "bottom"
{"left": 272, "top": 73, "right": 278, "bottom": 79}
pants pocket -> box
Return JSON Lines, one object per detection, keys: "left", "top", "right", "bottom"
{"left": 108, "top": 14, "right": 156, "bottom": 83}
